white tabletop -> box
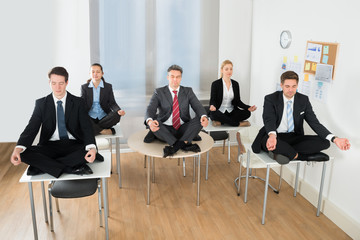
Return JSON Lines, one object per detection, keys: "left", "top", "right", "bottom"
{"left": 95, "top": 124, "right": 124, "bottom": 140}
{"left": 19, "top": 151, "right": 112, "bottom": 183}
{"left": 204, "top": 120, "right": 245, "bottom": 132}
{"left": 128, "top": 130, "right": 214, "bottom": 158}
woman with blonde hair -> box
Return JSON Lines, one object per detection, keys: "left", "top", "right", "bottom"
{"left": 209, "top": 60, "right": 256, "bottom": 126}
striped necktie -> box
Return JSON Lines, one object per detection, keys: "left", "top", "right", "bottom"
{"left": 172, "top": 90, "right": 181, "bottom": 130}
{"left": 287, "top": 100, "right": 294, "bottom": 132}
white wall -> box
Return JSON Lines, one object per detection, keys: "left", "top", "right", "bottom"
{"left": 249, "top": 0, "right": 360, "bottom": 238}
{"left": 0, "top": 0, "right": 90, "bottom": 142}
{"left": 218, "top": 0, "right": 253, "bottom": 106}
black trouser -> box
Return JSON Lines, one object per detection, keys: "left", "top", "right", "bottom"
{"left": 20, "top": 140, "right": 88, "bottom": 178}
{"left": 210, "top": 108, "right": 250, "bottom": 126}
{"left": 260, "top": 132, "right": 330, "bottom": 160}
{"left": 91, "top": 111, "right": 121, "bottom": 135}
{"left": 151, "top": 118, "right": 203, "bottom": 146}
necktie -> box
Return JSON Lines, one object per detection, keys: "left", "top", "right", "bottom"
{"left": 287, "top": 100, "right": 294, "bottom": 132}
{"left": 57, "top": 100, "right": 68, "bottom": 140}
{"left": 172, "top": 90, "right": 181, "bottom": 130}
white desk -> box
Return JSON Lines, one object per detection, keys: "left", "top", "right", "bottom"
{"left": 127, "top": 130, "right": 214, "bottom": 206}
{"left": 95, "top": 124, "right": 123, "bottom": 188}
{"left": 204, "top": 119, "right": 247, "bottom": 180}
{"left": 19, "top": 151, "right": 112, "bottom": 240}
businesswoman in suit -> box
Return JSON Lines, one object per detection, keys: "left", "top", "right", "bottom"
{"left": 81, "top": 63, "right": 125, "bottom": 135}
{"left": 209, "top": 60, "right": 257, "bottom": 127}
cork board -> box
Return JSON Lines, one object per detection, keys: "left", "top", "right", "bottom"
{"left": 304, "top": 41, "right": 339, "bottom": 80}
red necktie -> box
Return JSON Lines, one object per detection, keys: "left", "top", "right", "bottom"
{"left": 172, "top": 90, "right": 181, "bottom": 130}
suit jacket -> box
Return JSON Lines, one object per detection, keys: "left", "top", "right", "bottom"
{"left": 209, "top": 78, "right": 250, "bottom": 111}
{"left": 17, "top": 92, "right": 96, "bottom": 148}
{"left": 252, "top": 91, "right": 331, "bottom": 153}
{"left": 145, "top": 85, "right": 206, "bottom": 124}
{"left": 81, "top": 81, "right": 121, "bottom": 114}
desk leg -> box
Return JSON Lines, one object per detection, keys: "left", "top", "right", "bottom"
{"left": 147, "top": 156, "right": 151, "bottom": 205}
{"left": 192, "top": 157, "right": 196, "bottom": 183}
{"left": 110, "top": 139, "right": 114, "bottom": 173}
{"left": 262, "top": 165, "right": 271, "bottom": 225}
{"left": 294, "top": 162, "right": 300, "bottom": 197}
{"left": 205, "top": 151, "right": 209, "bottom": 180}
{"left": 317, "top": 161, "right": 327, "bottom": 217}
{"left": 28, "top": 182, "right": 38, "bottom": 240}
{"left": 196, "top": 154, "right": 201, "bottom": 206}
{"left": 116, "top": 137, "right": 122, "bottom": 188}
{"left": 102, "top": 178, "right": 109, "bottom": 240}
{"left": 151, "top": 157, "right": 155, "bottom": 183}
{"left": 228, "top": 137, "right": 231, "bottom": 164}
{"left": 244, "top": 151, "right": 250, "bottom": 203}
{"left": 40, "top": 182, "right": 48, "bottom": 223}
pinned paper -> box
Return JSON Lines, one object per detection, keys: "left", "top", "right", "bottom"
{"left": 305, "top": 62, "right": 311, "bottom": 71}
{"left": 323, "top": 46, "right": 329, "bottom": 54}
{"left": 322, "top": 55, "right": 329, "bottom": 64}
{"left": 294, "top": 56, "right": 298, "bottom": 62}
{"left": 311, "top": 63, "right": 317, "bottom": 71}
{"left": 283, "top": 56, "right": 287, "bottom": 63}
{"left": 304, "top": 74, "right": 309, "bottom": 82}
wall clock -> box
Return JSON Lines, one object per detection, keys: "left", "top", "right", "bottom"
{"left": 280, "top": 30, "right": 292, "bottom": 49}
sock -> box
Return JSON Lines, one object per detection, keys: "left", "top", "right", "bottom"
{"left": 172, "top": 140, "right": 186, "bottom": 152}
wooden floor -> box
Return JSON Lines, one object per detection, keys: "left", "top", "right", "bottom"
{"left": 0, "top": 145, "right": 351, "bottom": 240}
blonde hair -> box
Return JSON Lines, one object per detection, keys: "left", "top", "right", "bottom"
{"left": 220, "top": 60, "right": 233, "bottom": 78}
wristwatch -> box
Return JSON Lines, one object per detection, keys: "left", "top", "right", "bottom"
{"left": 331, "top": 136, "right": 337, "bottom": 143}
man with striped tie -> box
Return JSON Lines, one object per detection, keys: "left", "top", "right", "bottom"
{"left": 251, "top": 71, "right": 350, "bottom": 164}
{"left": 144, "top": 65, "right": 209, "bottom": 157}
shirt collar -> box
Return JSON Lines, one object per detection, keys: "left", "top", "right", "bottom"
{"left": 168, "top": 85, "right": 180, "bottom": 93}
{"left": 52, "top": 92, "right": 67, "bottom": 104}
{"left": 282, "top": 93, "right": 294, "bottom": 103}
{"left": 221, "top": 78, "right": 232, "bottom": 87}
{"left": 88, "top": 80, "right": 104, "bottom": 88}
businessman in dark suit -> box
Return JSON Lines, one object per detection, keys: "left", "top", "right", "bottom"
{"left": 145, "top": 64, "right": 209, "bottom": 157}
{"left": 10, "top": 67, "right": 98, "bottom": 178}
{"left": 81, "top": 63, "right": 125, "bottom": 135}
{"left": 252, "top": 71, "right": 350, "bottom": 164}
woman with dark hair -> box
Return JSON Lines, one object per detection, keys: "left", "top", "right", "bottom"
{"left": 209, "top": 59, "right": 256, "bottom": 127}
{"left": 81, "top": 63, "right": 125, "bottom": 135}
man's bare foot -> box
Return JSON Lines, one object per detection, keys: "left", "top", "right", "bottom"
{"left": 239, "top": 121, "right": 251, "bottom": 127}
{"left": 212, "top": 121, "right": 221, "bottom": 127}
{"left": 100, "top": 129, "right": 112, "bottom": 135}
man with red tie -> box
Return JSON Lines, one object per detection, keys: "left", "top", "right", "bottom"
{"left": 144, "top": 64, "right": 209, "bottom": 157}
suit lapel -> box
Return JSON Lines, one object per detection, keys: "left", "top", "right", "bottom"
{"left": 46, "top": 94, "right": 56, "bottom": 128}
{"left": 277, "top": 91, "right": 284, "bottom": 125}
{"left": 293, "top": 93, "right": 300, "bottom": 127}
{"left": 65, "top": 92, "right": 73, "bottom": 123}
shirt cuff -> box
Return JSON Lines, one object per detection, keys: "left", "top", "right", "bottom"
{"left": 146, "top": 118, "right": 153, "bottom": 125}
{"left": 326, "top": 134, "right": 335, "bottom": 141}
{"left": 86, "top": 144, "right": 97, "bottom": 152}
{"left": 268, "top": 131, "right": 277, "bottom": 136}
{"left": 201, "top": 115, "right": 208, "bottom": 119}
{"left": 15, "top": 145, "right": 26, "bottom": 153}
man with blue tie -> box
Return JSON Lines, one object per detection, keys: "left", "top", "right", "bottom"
{"left": 10, "top": 67, "right": 98, "bottom": 178}
{"left": 144, "top": 64, "right": 209, "bottom": 157}
{"left": 252, "top": 71, "right": 350, "bottom": 164}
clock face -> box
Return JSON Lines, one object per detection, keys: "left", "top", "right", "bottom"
{"left": 280, "top": 30, "right": 292, "bottom": 49}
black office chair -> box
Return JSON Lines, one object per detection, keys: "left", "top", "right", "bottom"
{"left": 48, "top": 178, "right": 103, "bottom": 231}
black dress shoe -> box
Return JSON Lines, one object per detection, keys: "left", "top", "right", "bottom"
{"left": 193, "top": 135, "right": 202, "bottom": 141}
{"left": 163, "top": 146, "right": 176, "bottom": 158}
{"left": 71, "top": 164, "right": 93, "bottom": 175}
{"left": 27, "top": 166, "right": 44, "bottom": 176}
{"left": 96, "top": 153, "right": 104, "bottom": 162}
{"left": 110, "top": 127, "right": 116, "bottom": 135}
{"left": 182, "top": 143, "right": 201, "bottom": 153}
{"left": 298, "top": 152, "right": 329, "bottom": 162}
{"left": 144, "top": 130, "right": 156, "bottom": 143}
{"left": 268, "top": 151, "right": 290, "bottom": 164}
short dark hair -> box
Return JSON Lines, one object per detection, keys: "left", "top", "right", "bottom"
{"left": 280, "top": 71, "right": 299, "bottom": 84}
{"left": 167, "top": 64, "right": 183, "bottom": 74}
{"left": 48, "top": 66, "right": 69, "bottom": 82}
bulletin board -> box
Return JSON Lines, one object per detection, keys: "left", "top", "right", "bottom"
{"left": 304, "top": 41, "right": 339, "bottom": 79}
